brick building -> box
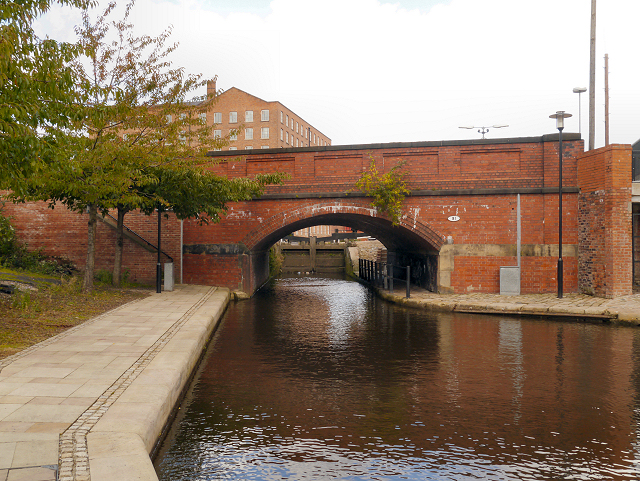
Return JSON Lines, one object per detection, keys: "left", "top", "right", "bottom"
{"left": 204, "top": 80, "right": 331, "bottom": 151}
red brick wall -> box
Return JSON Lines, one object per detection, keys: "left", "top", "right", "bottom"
{"left": 3, "top": 201, "right": 181, "bottom": 286}
{"left": 7, "top": 136, "right": 632, "bottom": 297}
{"left": 577, "top": 145, "right": 633, "bottom": 297}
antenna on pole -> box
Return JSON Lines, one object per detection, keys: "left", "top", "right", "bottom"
{"left": 459, "top": 125, "right": 509, "bottom": 139}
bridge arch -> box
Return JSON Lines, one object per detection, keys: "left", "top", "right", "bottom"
{"left": 242, "top": 201, "right": 445, "bottom": 255}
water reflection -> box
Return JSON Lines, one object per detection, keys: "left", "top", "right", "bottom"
{"left": 155, "top": 276, "right": 640, "bottom": 480}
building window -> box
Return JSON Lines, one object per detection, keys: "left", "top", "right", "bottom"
{"left": 213, "top": 129, "right": 221, "bottom": 138}
{"left": 245, "top": 128, "right": 253, "bottom": 140}
{"left": 165, "top": 114, "right": 172, "bottom": 124}
{"left": 285, "top": 132, "right": 288, "bottom": 144}
{"left": 246, "top": 146, "right": 253, "bottom": 150}
{"left": 261, "top": 127, "right": 269, "bottom": 139}
{"left": 229, "top": 147, "right": 237, "bottom": 150}
{"left": 261, "top": 145, "right": 269, "bottom": 149}
{"left": 280, "top": 129, "right": 284, "bottom": 141}
{"left": 245, "top": 111, "right": 253, "bottom": 122}
{"left": 281, "top": 111, "right": 284, "bottom": 123}
{"left": 214, "top": 112, "right": 222, "bottom": 123}
{"left": 261, "top": 110, "right": 269, "bottom": 121}
{"left": 229, "top": 111, "right": 237, "bottom": 123}
{"left": 295, "top": 138, "right": 299, "bottom": 147}
{"left": 296, "top": 122, "right": 299, "bottom": 133}
{"left": 286, "top": 115, "right": 289, "bottom": 127}
{"left": 199, "top": 112, "right": 207, "bottom": 123}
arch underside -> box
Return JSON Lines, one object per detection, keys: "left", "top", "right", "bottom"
{"left": 246, "top": 205, "right": 444, "bottom": 255}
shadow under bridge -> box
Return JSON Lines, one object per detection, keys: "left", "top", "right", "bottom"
{"left": 253, "top": 212, "right": 443, "bottom": 292}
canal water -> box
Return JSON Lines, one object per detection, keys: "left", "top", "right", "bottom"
{"left": 154, "top": 276, "right": 640, "bottom": 480}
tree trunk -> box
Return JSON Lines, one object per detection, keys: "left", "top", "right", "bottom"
{"left": 82, "top": 204, "right": 97, "bottom": 293}
{"left": 113, "top": 207, "right": 126, "bottom": 287}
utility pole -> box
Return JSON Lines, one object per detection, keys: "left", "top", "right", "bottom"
{"left": 589, "top": 0, "right": 596, "bottom": 150}
{"left": 604, "top": 53, "right": 610, "bottom": 146}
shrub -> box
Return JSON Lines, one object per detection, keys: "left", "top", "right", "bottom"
{"left": 0, "top": 208, "right": 77, "bottom": 276}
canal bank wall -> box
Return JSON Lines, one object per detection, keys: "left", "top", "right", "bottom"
{"left": 369, "top": 284, "right": 640, "bottom": 326}
{"left": 84, "top": 287, "right": 231, "bottom": 481}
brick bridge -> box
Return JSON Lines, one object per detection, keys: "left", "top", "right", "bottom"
{"left": 6, "top": 136, "right": 633, "bottom": 297}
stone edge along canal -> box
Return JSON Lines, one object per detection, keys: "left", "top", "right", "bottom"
{"left": 82, "top": 286, "right": 231, "bottom": 481}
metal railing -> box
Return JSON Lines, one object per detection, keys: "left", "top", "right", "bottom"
{"left": 358, "top": 258, "right": 412, "bottom": 298}
{"left": 103, "top": 212, "right": 173, "bottom": 263}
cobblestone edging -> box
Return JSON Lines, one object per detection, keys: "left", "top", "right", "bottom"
{"left": 0, "top": 297, "right": 145, "bottom": 375}
{"left": 57, "top": 287, "right": 217, "bottom": 481}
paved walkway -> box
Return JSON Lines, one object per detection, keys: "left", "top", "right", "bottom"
{"left": 0, "top": 285, "right": 231, "bottom": 481}
{"left": 377, "top": 287, "right": 640, "bottom": 325}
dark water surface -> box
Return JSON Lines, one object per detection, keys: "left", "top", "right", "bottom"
{"left": 154, "top": 276, "right": 640, "bottom": 480}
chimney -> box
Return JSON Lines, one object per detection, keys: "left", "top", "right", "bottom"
{"left": 207, "top": 78, "right": 217, "bottom": 98}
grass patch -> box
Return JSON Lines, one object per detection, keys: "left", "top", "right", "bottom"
{"left": 0, "top": 276, "right": 151, "bottom": 359}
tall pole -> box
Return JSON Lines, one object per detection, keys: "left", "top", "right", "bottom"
{"left": 156, "top": 209, "right": 162, "bottom": 294}
{"left": 604, "top": 53, "right": 610, "bottom": 146}
{"left": 558, "top": 127, "right": 564, "bottom": 299}
{"left": 588, "top": 0, "right": 596, "bottom": 150}
{"left": 578, "top": 91, "right": 582, "bottom": 135}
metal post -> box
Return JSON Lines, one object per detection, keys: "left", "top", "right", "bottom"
{"left": 588, "top": 0, "right": 596, "bottom": 150}
{"left": 558, "top": 128, "right": 564, "bottom": 299}
{"left": 156, "top": 209, "right": 162, "bottom": 294}
{"left": 389, "top": 263, "right": 393, "bottom": 294}
{"left": 406, "top": 265, "right": 410, "bottom": 298}
{"left": 383, "top": 264, "right": 388, "bottom": 290}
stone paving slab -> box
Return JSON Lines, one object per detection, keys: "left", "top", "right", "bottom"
{"left": 0, "top": 285, "right": 231, "bottom": 481}
{"left": 376, "top": 287, "right": 640, "bottom": 325}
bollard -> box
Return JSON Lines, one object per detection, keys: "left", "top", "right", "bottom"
{"left": 389, "top": 263, "right": 393, "bottom": 294}
{"left": 406, "top": 265, "right": 410, "bottom": 298}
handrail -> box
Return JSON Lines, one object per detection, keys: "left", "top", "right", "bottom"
{"left": 359, "top": 258, "right": 411, "bottom": 298}
{"left": 103, "top": 212, "right": 174, "bottom": 263}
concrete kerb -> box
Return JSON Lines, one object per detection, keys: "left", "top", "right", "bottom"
{"left": 372, "top": 286, "right": 640, "bottom": 327}
{"left": 85, "top": 287, "right": 231, "bottom": 481}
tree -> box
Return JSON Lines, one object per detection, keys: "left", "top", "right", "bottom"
{"left": 15, "top": 1, "right": 285, "bottom": 292}
{"left": 355, "top": 155, "right": 410, "bottom": 226}
{"left": 0, "top": 0, "right": 91, "bottom": 194}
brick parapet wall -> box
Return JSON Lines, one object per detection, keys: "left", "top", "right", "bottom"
{"left": 577, "top": 145, "right": 632, "bottom": 297}
{"left": 2, "top": 201, "right": 181, "bottom": 286}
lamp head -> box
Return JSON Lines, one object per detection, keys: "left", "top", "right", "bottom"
{"left": 549, "top": 111, "right": 572, "bottom": 130}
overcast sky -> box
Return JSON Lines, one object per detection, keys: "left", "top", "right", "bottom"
{"left": 36, "top": 0, "right": 639, "bottom": 147}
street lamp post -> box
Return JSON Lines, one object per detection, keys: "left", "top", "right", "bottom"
{"left": 549, "top": 111, "right": 572, "bottom": 299}
{"left": 572, "top": 87, "right": 587, "bottom": 136}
